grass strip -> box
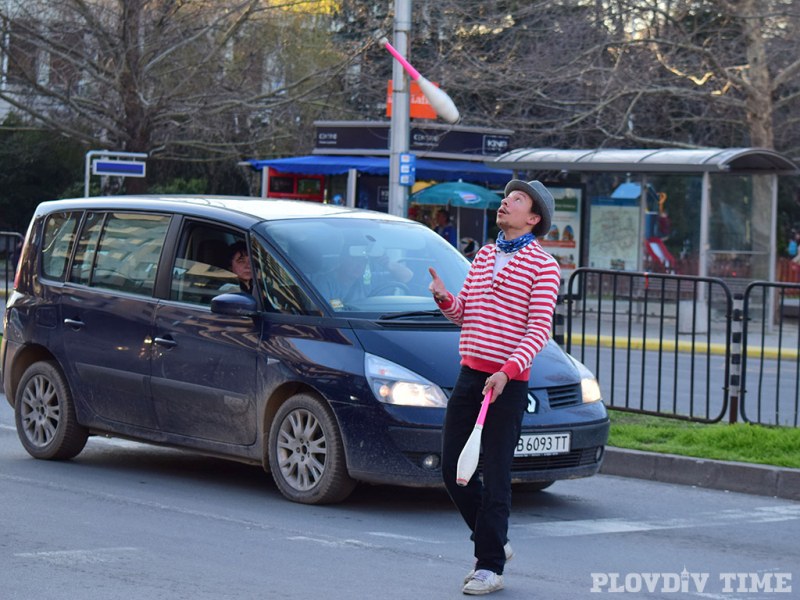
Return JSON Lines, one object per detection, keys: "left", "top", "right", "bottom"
{"left": 608, "top": 409, "right": 800, "bottom": 469}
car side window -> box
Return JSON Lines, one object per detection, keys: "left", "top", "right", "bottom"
{"left": 170, "top": 222, "right": 241, "bottom": 306}
{"left": 70, "top": 212, "right": 104, "bottom": 286}
{"left": 41, "top": 211, "right": 81, "bottom": 281}
{"left": 69, "top": 211, "right": 170, "bottom": 295}
{"left": 252, "top": 241, "right": 321, "bottom": 316}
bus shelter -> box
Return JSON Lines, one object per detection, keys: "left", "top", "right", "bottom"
{"left": 488, "top": 148, "right": 799, "bottom": 285}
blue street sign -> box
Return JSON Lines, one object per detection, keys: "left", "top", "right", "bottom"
{"left": 85, "top": 150, "right": 148, "bottom": 197}
{"left": 92, "top": 159, "right": 146, "bottom": 178}
{"left": 399, "top": 152, "right": 416, "bottom": 187}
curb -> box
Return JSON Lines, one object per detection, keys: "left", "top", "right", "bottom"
{"left": 600, "top": 447, "right": 800, "bottom": 501}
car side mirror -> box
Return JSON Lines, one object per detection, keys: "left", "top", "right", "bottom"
{"left": 210, "top": 292, "right": 258, "bottom": 317}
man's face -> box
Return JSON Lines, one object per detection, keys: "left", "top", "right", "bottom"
{"left": 230, "top": 251, "right": 252, "bottom": 281}
{"left": 496, "top": 190, "right": 541, "bottom": 234}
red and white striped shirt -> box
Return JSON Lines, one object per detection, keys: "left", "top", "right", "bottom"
{"left": 436, "top": 240, "right": 561, "bottom": 381}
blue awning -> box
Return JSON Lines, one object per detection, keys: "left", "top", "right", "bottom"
{"left": 246, "top": 155, "right": 513, "bottom": 184}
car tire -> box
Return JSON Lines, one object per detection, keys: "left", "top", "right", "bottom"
{"left": 14, "top": 361, "right": 89, "bottom": 460}
{"left": 268, "top": 393, "right": 356, "bottom": 505}
{"left": 514, "top": 481, "right": 555, "bottom": 493}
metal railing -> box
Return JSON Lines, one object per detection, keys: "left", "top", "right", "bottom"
{"left": 561, "top": 268, "right": 732, "bottom": 423}
{"left": 559, "top": 268, "right": 800, "bottom": 427}
{"left": 741, "top": 282, "right": 800, "bottom": 426}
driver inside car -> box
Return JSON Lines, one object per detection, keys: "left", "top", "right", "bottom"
{"left": 313, "top": 242, "right": 412, "bottom": 310}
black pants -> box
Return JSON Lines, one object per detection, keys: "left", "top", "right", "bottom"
{"left": 441, "top": 366, "right": 528, "bottom": 575}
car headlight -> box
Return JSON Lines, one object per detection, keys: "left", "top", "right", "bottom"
{"left": 580, "top": 376, "right": 602, "bottom": 404}
{"left": 567, "top": 354, "right": 603, "bottom": 404}
{"left": 364, "top": 353, "right": 448, "bottom": 407}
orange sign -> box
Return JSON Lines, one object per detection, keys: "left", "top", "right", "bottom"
{"left": 386, "top": 80, "right": 438, "bottom": 120}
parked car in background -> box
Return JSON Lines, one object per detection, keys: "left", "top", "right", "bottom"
{"left": 1, "top": 195, "right": 609, "bottom": 504}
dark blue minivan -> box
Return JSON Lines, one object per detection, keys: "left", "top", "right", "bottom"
{"left": 1, "top": 195, "right": 608, "bottom": 504}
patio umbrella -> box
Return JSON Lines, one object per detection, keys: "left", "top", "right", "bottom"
{"left": 409, "top": 181, "right": 502, "bottom": 210}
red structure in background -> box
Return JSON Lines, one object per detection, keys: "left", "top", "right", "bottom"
{"left": 777, "top": 257, "right": 800, "bottom": 296}
{"left": 266, "top": 168, "right": 325, "bottom": 202}
{"left": 644, "top": 237, "right": 678, "bottom": 273}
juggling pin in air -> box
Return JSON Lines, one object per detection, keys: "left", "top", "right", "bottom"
{"left": 379, "top": 37, "right": 460, "bottom": 124}
{"left": 455, "top": 390, "right": 493, "bottom": 486}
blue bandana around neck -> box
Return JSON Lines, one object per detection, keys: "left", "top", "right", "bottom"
{"left": 495, "top": 231, "right": 536, "bottom": 254}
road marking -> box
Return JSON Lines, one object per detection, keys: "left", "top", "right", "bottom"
{"left": 14, "top": 547, "right": 139, "bottom": 565}
{"left": 513, "top": 505, "right": 800, "bottom": 538}
{"left": 367, "top": 531, "right": 444, "bottom": 544}
{"left": 4, "top": 461, "right": 799, "bottom": 544}
{"left": 287, "top": 536, "right": 378, "bottom": 550}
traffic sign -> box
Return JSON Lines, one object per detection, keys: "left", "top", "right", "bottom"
{"left": 92, "top": 159, "right": 146, "bottom": 178}
{"left": 399, "top": 152, "right": 416, "bottom": 187}
{"left": 84, "top": 150, "right": 148, "bottom": 196}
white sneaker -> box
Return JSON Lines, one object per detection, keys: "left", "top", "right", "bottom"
{"left": 463, "top": 542, "right": 514, "bottom": 584}
{"left": 463, "top": 569, "right": 504, "bottom": 595}
{"left": 504, "top": 541, "right": 514, "bottom": 562}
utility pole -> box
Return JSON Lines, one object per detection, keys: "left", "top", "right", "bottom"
{"left": 387, "top": 0, "right": 411, "bottom": 217}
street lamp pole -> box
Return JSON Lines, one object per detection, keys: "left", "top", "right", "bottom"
{"left": 387, "top": 0, "right": 411, "bottom": 217}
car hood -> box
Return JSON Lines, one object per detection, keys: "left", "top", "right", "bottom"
{"left": 353, "top": 327, "right": 582, "bottom": 389}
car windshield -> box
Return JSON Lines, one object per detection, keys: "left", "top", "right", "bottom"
{"left": 259, "top": 217, "right": 470, "bottom": 315}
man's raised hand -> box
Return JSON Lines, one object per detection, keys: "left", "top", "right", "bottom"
{"left": 428, "top": 267, "right": 449, "bottom": 303}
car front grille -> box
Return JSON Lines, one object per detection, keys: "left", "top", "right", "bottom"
{"left": 541, "top": 383, "right": 582, "bottom": 409}
{"left": 444, "top": 383, "right": 583, "bottom": 410}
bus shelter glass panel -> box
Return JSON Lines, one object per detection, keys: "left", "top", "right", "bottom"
{"left": 644, "top": 174, "right": 703, "bottom": 275}
{"left": 708, "top": 174, "right": 773, "bottom": 281}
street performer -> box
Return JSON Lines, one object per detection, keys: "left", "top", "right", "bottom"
{"left": 428, "top": 179, "right": 561, "bottom": 595}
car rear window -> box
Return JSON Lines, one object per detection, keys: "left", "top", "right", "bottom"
{"left": 41, "top": 212, "right": 81, "bottom": 281}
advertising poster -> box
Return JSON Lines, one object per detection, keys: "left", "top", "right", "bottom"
{"left": 589, "top": 196, "right": 640, "bottom": 270}
{"left": 539, "top": 186, "right": 583, "bottom": 283}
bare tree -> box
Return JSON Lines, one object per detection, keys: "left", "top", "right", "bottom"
{"left": 4, "top": 0, "right": 800, "bottom": 167}
{"left": 0, "top": 0, "right": 361, "bottom": 163}
{"left": 603, "top": 0, "right": 800, "bottom": 153}
{"left": 347, "top": 0, "right": 800, "bottom": 157}
{"left": 341, "top": 1, "right": 637, "bottom": 148}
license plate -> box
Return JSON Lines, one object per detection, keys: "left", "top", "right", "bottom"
{"left": 515, "top": 432, "right": 571, "bottom": 457}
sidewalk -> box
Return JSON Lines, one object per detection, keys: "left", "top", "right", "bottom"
{"left": 563, "top": 309, "right": 799, "bottom": 359}
{"left": 601, "top": 447, "right": 800, "bottom": 501}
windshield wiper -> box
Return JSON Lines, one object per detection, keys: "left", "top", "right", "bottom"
{"left": 378, "top": 309, "right": 445, "bottom": 321}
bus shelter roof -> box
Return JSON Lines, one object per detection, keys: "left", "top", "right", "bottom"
{"left": 488, "top": 147, "right": 799, "bottom": 175}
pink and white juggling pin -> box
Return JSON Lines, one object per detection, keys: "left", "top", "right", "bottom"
{"left": 455, "top": 390, "right": 493, "bottom": 486}
{"left": 379, "top": 37, "right": 460, "bottom": 124}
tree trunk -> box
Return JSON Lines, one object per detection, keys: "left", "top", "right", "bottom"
{"left": 740, "top": 0, "right": 774, "bottom": 149}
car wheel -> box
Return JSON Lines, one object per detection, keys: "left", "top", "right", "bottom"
{"left": 268, "top": 393, "right": 356, "bottom": 505}
{"left": 14, "top": 361, "right": 88, "bottom": 460}
{"left": 515, "top": 481, "right": 555, "bottom": 493}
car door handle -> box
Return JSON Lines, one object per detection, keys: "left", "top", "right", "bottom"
{"left": 153, "top": 336, "right": 177, "bottom": 348}
{"left": 63, "top": 318, "right": 85, "bottom": 329}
